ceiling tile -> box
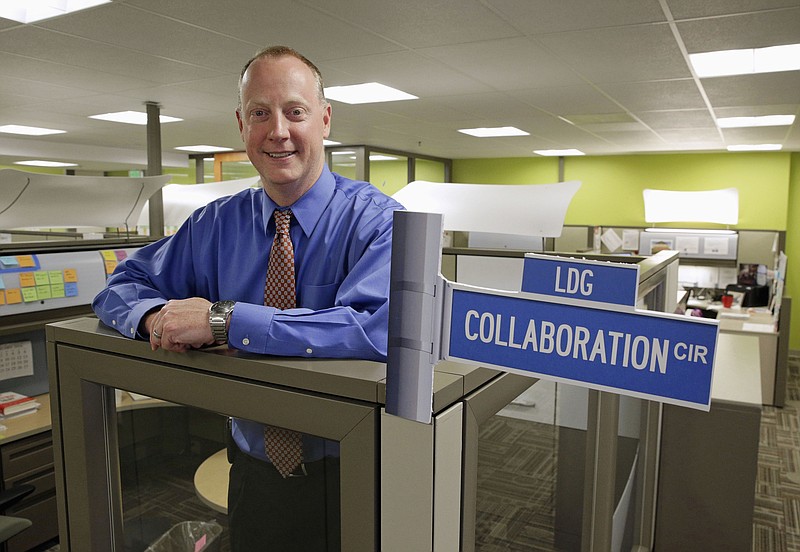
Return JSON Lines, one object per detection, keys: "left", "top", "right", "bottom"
{"left": 419, "top": 37, "right": 585, "bottom": 91}
{"left": 538, "top": 23, "right": 691, "bottom": 83}
{"left": 636, "top": 109, "right": 717, "bottom": 129}
{"left": 601, "top": 79, "right": 706, "bottom": 111}
{"left": 703, "top": 73, "right": 800, "bottom": 107}
{"left": 677, "top": 7, "right": 800, "bottom": 53}
{"left": 300, "top": 0, "right": 520, "bottom": 48}
{"left": 486, "top": 0, "right": 666, "bottom": 33}
{"left": 667, "top": 0, "right": 800, "bottom": 21}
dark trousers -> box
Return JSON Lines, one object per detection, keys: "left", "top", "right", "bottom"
{"left": 227, "top": 446, "right": 341, "bottom": 552}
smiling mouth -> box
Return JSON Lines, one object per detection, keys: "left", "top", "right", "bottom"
{"left": 267, "top": 152, "right": 295, "bottom": 158}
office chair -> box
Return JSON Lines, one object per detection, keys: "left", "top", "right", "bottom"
{"left": 0, "top": 484, "right": 35, "bottom": 543}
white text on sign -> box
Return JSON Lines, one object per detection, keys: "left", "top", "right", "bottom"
{"left": 554, "top": 266, "right": 593, "bottom": 296}
{"left": 463, "top": 310, "right": 710, "bottom": 374}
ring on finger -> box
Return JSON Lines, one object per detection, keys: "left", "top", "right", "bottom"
{"left": 152, "top": 328, "right": 162, "bottom": 339}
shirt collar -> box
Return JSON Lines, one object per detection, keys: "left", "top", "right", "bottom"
{"left": 261, "top": 165, "right": 335, "bottom": 237}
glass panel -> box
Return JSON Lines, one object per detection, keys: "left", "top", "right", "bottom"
{"left": 329, "top": 148, "right": 358, "bottom": 179}
{"left": 116, "top": 388, "right": 341, "bottom": 552}
{"left": 369, "top": 152, "right": 407, "bottom": 196}
{"left": 416, "top": 158, "right": 446, "bottom": 183}
{"left": 475, "top": 380, "right": 562, "bottom": 550}
{"left": 220, "top": 159, "right": 258, "bottom": 181}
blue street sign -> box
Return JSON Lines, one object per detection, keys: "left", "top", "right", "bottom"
{"left": 445, "top": 286, "right": 718, "bottom": 410}
{"left": 522, "top": 254, "right": 639, "bottom": 307}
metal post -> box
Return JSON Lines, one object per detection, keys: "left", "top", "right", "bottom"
{"left": 386, "top": 210, "right": 443, "bottom": 423}
{"left": 145, "top": 101, "right": 165, "bottom": 238}
{"left": 582, "top": 390, "right": 619, "bottom": 552}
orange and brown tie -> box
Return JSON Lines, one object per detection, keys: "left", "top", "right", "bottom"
{"left": 263, "top": 209, "right": 303, "bottom": 478}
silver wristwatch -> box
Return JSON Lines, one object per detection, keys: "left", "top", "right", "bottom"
{"left": 208, "top": 300, "right": 236, "bottom": 344}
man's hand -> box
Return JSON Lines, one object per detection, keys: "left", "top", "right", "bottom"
{"left": 144, "top": 298, "right": 216, "bottom": 352}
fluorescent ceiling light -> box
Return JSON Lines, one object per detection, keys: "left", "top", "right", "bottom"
{"left": 644, "top": 228, "right": 737, "bottom": 235}
{"left": 174, "top": 145, "right": 233, "bottom": 153}
{"left": 14, "top": 160, "right": 77, "bottom": 167}
{"left": 727, "top": 144, "right": 782, "bottom": 151}
{"left": 458, "top": 126, "right": 529, "bottom": 138}
{"left": 369, "top": 155, "right": 398, "bottom": 161}
{"left": 0, "top": 0, "right": 110, "bottom": 24}
{"left": 0, "top": 124, "right": 66, "bottom": 136}
{"left": 716, "top": 115, "right": 795, "bottom": 128}
{"left": 89, "top": 111, "right": 182, "bottom": 125}
{"left": 323, "top": 139, "right": 341, "bottom": 146}
{"left": 324, "top": 82, "right": 417, "bottom": 104}
{"left": 330, "top": 150, "right": 356, "bottom": 156}
{"left": 533, "top": 149, "right": 585, "bottom": 156}
{"left": 690, "top": 43, "right": 800, "bottom": 77}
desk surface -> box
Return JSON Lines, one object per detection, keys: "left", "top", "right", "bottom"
{"left": 711, "top": 333, "right": 762, "bottom": 406}
{"left": 0, "top": 393, "right": 51, "bottom": 443}
{"left": 194, "top": 449, "right": 230, "bottom": 514}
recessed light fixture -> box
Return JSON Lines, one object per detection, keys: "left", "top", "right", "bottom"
{"left": 324, "top": 83, "right": 417, "bottom": 104}
{"left": 14, "top": 160, "right": 78, "bottom": 167}
{"left": 458, "top": 127, "right": 529, "bottom": 138}
{"left": 89, "top": 111, "right": 182, "bottom": 125}
{"left": 0, "top": 124, "right": 66, "bottom": 136}
{"left": 174, "top": 145, "right": 233, "bottom": 153}
{"left": 330, "top": 150, "right": 357, "bottom": 156}
{"left": 533, "top": 149, "right": 585, "bottom": 156}
{"left": 0, "top": 0, "right": 110, "bottom": 24}
{"left": 716, "top": 115, "right": 795, "bottom": 128}
{"left": 369, "top": 155, "right": 398, "bottom": 161}
{"left": 727, "top": 144, "right": 782, "bottom": 152}
{"left": 323, "top": 139, "right": 341, "bottom": 146}
{"left": 690, "top": 43, "right": 800, "bottom": 78}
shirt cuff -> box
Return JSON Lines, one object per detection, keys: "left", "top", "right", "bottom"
{"left": 227, "top": 302, "right": 276, "bottom": 353}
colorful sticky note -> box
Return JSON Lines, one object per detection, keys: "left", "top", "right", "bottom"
{"left": 0, "top": 291, "right": 5, "bottom": 305}
{"left": 63, "top": 269, "right": 78, "bottom": 283}
{"left": 18, "top": 273, "right": 35, "bottom": 287}
{"left": 0, "top": 257, "right": 19, "bottom": 268}
{"left": 36, "top": 285, "right": 51, "bottom": 300}
{"left": 51, "top": 283, "right": 65, "bottom": 298}
{"left": 34, "top": 271, "right": 50, "bottom": 286}
{"left": 64, "top": 282, "right": 79, "bottom": 297}
{"left": 5, "top": 289, "right": 21, "bottom": 304}
{"left": 100, "top": 250, "right": 117, "bottom": 261}
{"left": 115, "top": 250, "right": 128, "bottom": 261}
{"left": 17, "top": 256, "right": 35, "bottom": 268}
{"left": 21, "top": 288, "right": 38, "bottom": 302}
{"left": 0, "top": 277, "right": 5, "bottom": 290}
{"left": 104, "top": 260, "right": 118, "bottom": 274}
{"left": 49, "top": 270, "right": 64, "bottom": 284}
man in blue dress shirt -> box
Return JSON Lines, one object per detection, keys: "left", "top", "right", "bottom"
{"left": 93, "top": 45, "right": 403, "bottom": 550}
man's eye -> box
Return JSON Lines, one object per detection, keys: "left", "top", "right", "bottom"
{"left": 252, "top": 109, "right": 267, "bottom": 118}
{"left": 289, "top": 108, "right": 305, "bottom": 118}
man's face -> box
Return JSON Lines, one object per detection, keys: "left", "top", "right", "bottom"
{"left": 236, "top": 55, "right": 331, "bottom": 204}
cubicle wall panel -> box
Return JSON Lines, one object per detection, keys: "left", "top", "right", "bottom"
{"left": 51, "top": 342, "right": 379, "bottom": 552}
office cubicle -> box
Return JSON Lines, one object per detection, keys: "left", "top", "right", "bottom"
{"left": 443, "top": 247, "right": 679, "bottom": 551}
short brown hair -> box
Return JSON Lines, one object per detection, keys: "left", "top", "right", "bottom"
{"left": 238, "top": 45, "right": 326, "bottom": 108}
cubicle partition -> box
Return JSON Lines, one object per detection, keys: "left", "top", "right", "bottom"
{"left": 46, "top": 317, "right": 533, "bottom": 551}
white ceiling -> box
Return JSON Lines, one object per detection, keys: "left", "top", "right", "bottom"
{"left": 0, "top": 0, "right": 799, "bottom": 172}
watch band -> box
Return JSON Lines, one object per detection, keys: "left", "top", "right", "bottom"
{"left": 209, "top": 300, "right": 236, "bottom": 344}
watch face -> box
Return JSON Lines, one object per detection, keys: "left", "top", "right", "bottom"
{"left": 212, "top": 300, "right": 236, "bottom": 314}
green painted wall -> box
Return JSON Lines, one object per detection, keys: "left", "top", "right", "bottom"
{"left": 453, "top": 151, "right": 797, "bottom": 347}
{"left": 454, "top": 152, "right": 790, "bottom": 230}
{"left": 786, "top": 153, "right": 800, "bottom": 349}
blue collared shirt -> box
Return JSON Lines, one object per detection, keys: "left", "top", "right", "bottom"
{"left": 93, "top": 165, "right": 403, "bottom": 460}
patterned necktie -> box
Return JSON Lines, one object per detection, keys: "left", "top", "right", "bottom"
{"left": 263, "top": 209, "right": 303, "bottom": 478}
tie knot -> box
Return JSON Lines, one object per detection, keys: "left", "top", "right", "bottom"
{"left": 274, "top": 209, "right": 291, "bottom": 234}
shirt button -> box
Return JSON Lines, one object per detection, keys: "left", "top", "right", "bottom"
{"left": 306, "top": 348, "right": 313, "bottom": 354}
{"left": 112, "top": 320, "right": 116, "bottom": 326}
{"left": 242, "top": 338, "right": 250, "bottom": 346}
{"left": 130, "top": 328, "right": 135, "bottom": 336}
